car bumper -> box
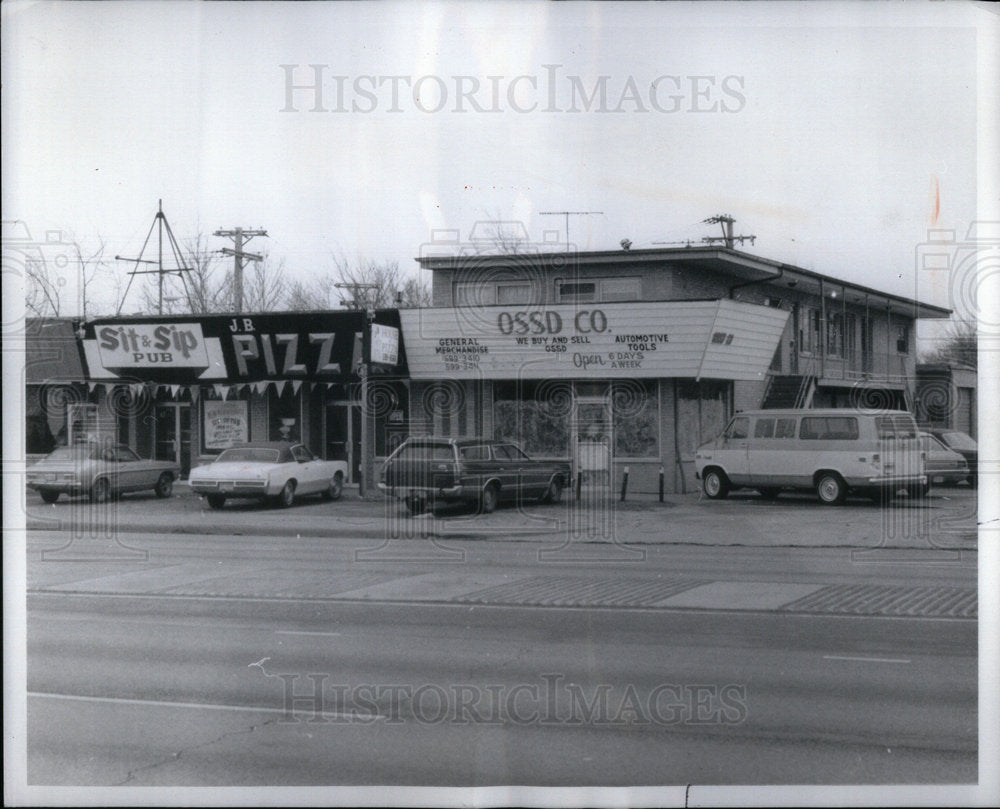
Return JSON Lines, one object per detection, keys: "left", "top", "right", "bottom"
{"left": 378, "top": 483, "right": 466, "bottom": 501}
{"left": 189, "top": 480, "right": 272, "bottom": 497}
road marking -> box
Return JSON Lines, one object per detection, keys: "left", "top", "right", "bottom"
{"left": 822, "top": 655, "right": 911, "bottom": 664}
{"left": 275, "top": 630, "right": 342, "bottom": 637}
{"left": 27, "top": 691, "right": 384, "bottom": 721}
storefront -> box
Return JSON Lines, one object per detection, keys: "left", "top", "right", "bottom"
{"left": 398, "top": 299, "right": 790, "bottom": 493}
{"left": 76, "top": 310, "right": 406, "bottom": 481}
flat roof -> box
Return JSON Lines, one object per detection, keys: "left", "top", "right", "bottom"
{"left": 416, "top": 245, "right": 951, "bottom": 320}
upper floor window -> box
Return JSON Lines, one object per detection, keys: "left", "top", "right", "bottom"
{"left": 496, "top": 283, "right": 532, "bottom": 305}
{"left": 826, "top": 313, "right": 844, "bottom": 357}
{"left": 896, "top": 323, "right": 910, "bottom": 354}
{"left": 454, "top": 281, "right": 534, "bottom": 307}
{"left": 558, "top": 282, "right": 597, "bottom": 302}
{"left": 557, "top": 277, "right": 641, "bottom": 303}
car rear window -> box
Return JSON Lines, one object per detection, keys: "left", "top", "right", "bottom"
{"left": 217, "top": 448, "right": 281, "bottom": 463}
{"left": 800, "top": 416, "right": 859, "bottom": 440}
{"left": 460, "top": 445, "right": 491, "bottom": 460}
{"left": 398, "top": 443, "right": 455, "bottom": 462}
{"left": 941, "top": 432, "right": 977, "bottom": 451}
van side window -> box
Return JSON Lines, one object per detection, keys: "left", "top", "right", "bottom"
{"left": 800, "top": 416, "right": 859, "bottom": 440}
{"left": 754, "top": 418, "right": 775, "bottom": 438}
{"left": 726, "top": 417, "right": 749, "bottom": 440}
{"left": 775, "top": 418, "right": 797, "bottom": 439}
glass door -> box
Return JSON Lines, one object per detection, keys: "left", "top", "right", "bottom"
{"left": 325, "top": 403, "right": 363, "bottom": 484}
{"left": 154, "top": 404, "right": 192, "bottom": 477}
{"left": 571, "top": 397, "right": 612, "bottom": 488}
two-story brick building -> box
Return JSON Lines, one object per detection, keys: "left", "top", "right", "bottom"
{"left": 401, "top": 245, "right": 951, "bottom": 494}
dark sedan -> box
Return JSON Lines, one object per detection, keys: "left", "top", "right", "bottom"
{"left": 379, "top": 437, "right": 571, "bottom": 514}
{"left": 922, "top": 428, "right": 978, "bottom": 486}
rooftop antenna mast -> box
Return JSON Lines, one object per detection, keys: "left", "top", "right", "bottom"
{"left": 652, "top": 214, "right": 757, "bottom": 249}
{"left": 539, "top": 211, "right": 603, "bottom": 251}
{"left": 115, "top": 200, "right": 193, "bottom": 315}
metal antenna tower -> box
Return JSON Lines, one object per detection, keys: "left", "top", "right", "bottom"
{"left": 115, "top": 200, "right": 193, "bottom": 315}
{"left": 652, "top": 214, "right": 756, "bottom": 249}
{"left": 539, "top": 211, "right": 604, "bottom": 251}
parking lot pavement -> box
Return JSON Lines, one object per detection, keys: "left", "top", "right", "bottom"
{"left": 21, "top": 480, "right": 979, "bottom": 551}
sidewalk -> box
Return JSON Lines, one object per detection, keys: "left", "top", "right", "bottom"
{"left": 23, "top": 479, "right": 980, "bottom": 551}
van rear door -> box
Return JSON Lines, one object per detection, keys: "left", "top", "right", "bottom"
{"left": 875, "top": 414, "right": 922, "bottom": 481}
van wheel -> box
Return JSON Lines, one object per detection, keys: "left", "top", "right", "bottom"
{"left": 816, "top": 473, "right": 846, "bottom": 505}
{"left": 481, "top": 483, "right": 499, "bottom": 514}
{"left": 40, "top": 490, "right": 60, "bottom": 504}
{"left": 702, "top": 469, "right": 730, "bottom": 500}
{"left": 758, "top": 487, "right": 781, "bottom": 500}
{"left": 405, "top": 496, "right": 426, "bottom": 515}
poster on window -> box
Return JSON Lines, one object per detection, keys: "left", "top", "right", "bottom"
{"left": 203, "top": 401, "right": 248, "bottom": 450}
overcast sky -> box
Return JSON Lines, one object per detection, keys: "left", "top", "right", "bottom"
{"left": 3, "top": 1, "right": 996, "bottom": 339}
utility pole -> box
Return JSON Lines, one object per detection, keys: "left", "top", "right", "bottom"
{"left": 214, "top": 226, "right": 267, "bottom": 313}
{"left": 539, "top": 211, "right": 603, "bottom": 251}
{"left": 115, "top": 200, "right": 193, "bottom": 316}
{"left": 336, "top": 282, "right": 380, "bottom": 497}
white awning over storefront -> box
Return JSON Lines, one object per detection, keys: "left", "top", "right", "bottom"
{"left": 400, "top": 299, "right": 789, "bottom": 381}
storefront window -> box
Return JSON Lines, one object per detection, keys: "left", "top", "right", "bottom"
{"left": 493, "top": 381, "right": 570, "bottom": 457}
{"left": 269, "top": 387, "right": 301, "bottom": 442}
{"left": 611, "top": 380, "right": 658, "bottom": 457}
{"left": 203, "top": 398, "right": 249, "bottom": 452}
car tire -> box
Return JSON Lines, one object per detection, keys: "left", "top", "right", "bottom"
{"left": 702, "top": 469, "right": 730, "bottom": 500}
{"left": 541, "top": 478, "right": 563, "bottom": 504}
{"left": 758, "top": 487, "right": 781, "bottom": 500}
{"left": 39, "top": 490, "right": 60, "bottom": 504}
{"left": 907, "top": 481, "right": 930, "bottom": 499}
{"left": 154, "top": 473, "right": 173, "bottom": 498}
{"left": 89, "top": 477, "right": 110, "bottom": 504}
{"left": 275, "top": 480, "right": 296, "bottom": 509}
{"left": 206, "top": 494, "right": 226, "bottom": 509}
{"left": 816, "top": 473, "right": 847, "bottom": 505}
{"left": 323, "top": 473, "right": 344, "bottom": 501}
{"left": 481, "top": 483, "right": 499, "bottom": 514}
{"left": 405, "top": 496, "right": 426, "bottom": 515}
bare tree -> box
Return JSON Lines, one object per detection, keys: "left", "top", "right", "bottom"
{"left": 238, "top": 249, "right": 287, "bottom": 312}
{"left": 137, "top": 230, "right": 229, "bottom": 315}
{"left": 18, "top": 227, "right": 107, "bottom": 317}
{"left": 921, "top": 318, "right": 977, "bottom": 369}
{"left": 329, "top": 256, "right": 430, "bottom": 309}
{"left": 471, "top": 209, "right": 530, "bottom": 254}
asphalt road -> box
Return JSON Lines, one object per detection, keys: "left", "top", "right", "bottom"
{"left": 22, "top": 524, "right": 978, "bottom": 788}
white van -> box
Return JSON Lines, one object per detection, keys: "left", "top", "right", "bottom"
{"left": 694, "top": 409, "right": 927, "bottom": 505}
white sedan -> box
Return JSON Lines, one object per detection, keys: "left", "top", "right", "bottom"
{"left": 189, "top": 442, "right": 349, "bottom": 509}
